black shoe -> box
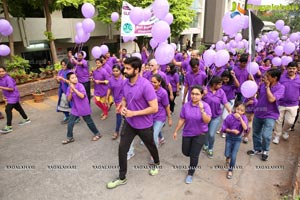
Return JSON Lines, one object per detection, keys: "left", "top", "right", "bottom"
{"left": 247, "top": 150, "right": 262, "bottom": 156}
{"left": 261, "top": 151, "right": 269, "bottom": 161}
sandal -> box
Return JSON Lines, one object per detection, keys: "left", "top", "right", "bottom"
{"left": 62, "top": 138, "right": 75, "bottom": 145}
{"left": 100, "top": 115, "right": 108, "bottom": 120}
{"left": 92, "top": 135, "right": 102, "bottom": 141}
{"left": 112, "top": 133, "right": 119, "bottom": 140}
{"left": 227, "top": 171, "right": 233, "bottom": 179}
{"left": 225, "top": 158, "right": 230, "bottom": 168}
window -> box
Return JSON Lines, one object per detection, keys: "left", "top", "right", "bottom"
{"left": 62, "top": 6, "right": 84, "bottom": 18}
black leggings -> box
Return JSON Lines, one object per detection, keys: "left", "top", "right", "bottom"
{"left": 118, "top": 120, "right": 160, "bottom": 180}
{"left": 5, "top": 102, "right": 28, "bottom": 126}
{"left": 182, "top": 134, "right": 206, "bottom": 176}
{"left": 168, "top": 91, "right": 177, "bottom": 113}
{"left": 81, "top": 81, "right": 91, "bottom": 104}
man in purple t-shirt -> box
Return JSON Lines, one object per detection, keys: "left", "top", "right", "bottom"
{"left": 247, "top": 69, "right": 285, "bottom": 161}
{"left": 273, "top": 62, "right": 300, "bottom": 144}
{"left": 106, "top": 57, "right": 160, "bottom": 189}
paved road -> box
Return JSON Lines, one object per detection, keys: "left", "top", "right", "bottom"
{"left": 0, "top": 94, "right": 299, "bottom": 200}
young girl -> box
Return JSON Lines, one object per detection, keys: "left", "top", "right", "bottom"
{"left": 0, "top": 66, "right": 30, "bottom": 133}
{"left": 56, "top": 58, "right": 74, "bottom": 124}
{"left": 62, "top": 72, "right": 102, "bottom": 144}
{"left": 106, "top": 65, "right": 125, "bottom": 140}
{"left": 173, "top": 85, "right": 211, "bottom": 184}
{"left": 166, "top": 63, "right": 180, "bottom": 115}
{"left": 222, "top": 102, "right": 248, "bottom": 179}
{"left": 243, "top": 95, "right": 258, "bottom": 143}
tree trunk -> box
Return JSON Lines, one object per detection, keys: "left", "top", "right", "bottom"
{"left": 2, "top": 0, "right": 14, "bottom": 59}
{"left": 44, "top": 0, "right": 58, "bottom": 64}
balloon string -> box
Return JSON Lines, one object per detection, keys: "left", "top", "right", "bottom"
{"left": 205, "top": 64, "right": 216, "bottom": 87}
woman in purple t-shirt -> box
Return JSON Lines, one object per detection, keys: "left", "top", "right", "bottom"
{"left": 166, "top": 63, "right": 180, "bottom": 115}
{"left": 173, "top": 85, "right": 211, "bottom": 184}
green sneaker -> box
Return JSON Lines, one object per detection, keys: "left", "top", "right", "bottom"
{"left": 149, "top": 168, "right": 159, "bottom": 176}
{"left": 202, "top": 145, "right": 208, "bottom": 152}
{"left": 207, "top": 150, "right": 213, "bottom": 159}
{"left": 0, "top": 126, "right": 13, "bottom": 134}
{"left": 106, "top": 178, "right": 127, "bottom": 189}
{"left": 18, "top": 118, "right": 31, "bottom": 126}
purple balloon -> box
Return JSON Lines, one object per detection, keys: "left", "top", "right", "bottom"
{"left": 111, "top": 12, "right": 119, "bottom": 23}
{"left": 143, "top": 9, "right": 152, "bottom": 21}
{"left": 270, "top": 31, "right": 279, "bottom": 40}
{"left": 237, "top": 41, "right": 244, "bottom": 49}
{"left": 214, "top": 50, "right": 230, "bottom": 67}
{"left": 0, "top": 44, "right": 10, "bottom": 56}
{"left": 81, "top": 33, "right": 90, "bottom": 43}
{"left": 235, "top": 33, "right": 242, "bottom": 42}
{"left": 0, "top": 19, "right": 10, "bottom": 33}
{"left": 1, "top": 25, "right": 13, "bottom": 36}
{"left": 248, "top": 0, "right": 262, "bottom": 5}
{"left": 281, "top": 56, "right": 293, "bottom": 66}
{"left": 100, "top": 45, "right": 109, "bottom": 55}
{"left": 222, "top": 36, "right": 228, "bottom": 42}
{"left": 272, "top": 57, "right": 282, "bottom": 67}
{"left": 153, "top": 0, "right": 169, "bottom": 20}
{"left": 222, "top": 12, "right": 244, "bottom": 35}
{"left": 76, "top": 22, "right": 82, "bottom": 31}
{"left": 242, "top": 15, "right": 249, "bottom": 29}
{"left": 123, "top": 36, "right": 132, "bottom": 43}
{"left": 91, "top": 46, "right": 102, "bottom": 58}
{"left": 77, "top": 27, "right": 90, "bottom": 43}
{"left": 130, "top": 7, "right": 144, "bottom": 25}
{"left": 203, "top": 49, "right": 216, "bottom": 66}
{"left": 262, "top": 35, "right": 268, "bottom": 43}
{"left": 246, "top": 62, "right": 259, "bottom": 75}
{"left": 281, "top": 26, "right": 290, "bottom": 35}
{"left": 163, "top": 13, "right": 174, "bottom": 25}
{"left": 170, "top": 43, "right": 177, "bottom": 50}
{"left": 284, "top": 42, "right": 296, "bottom": 55}
{"left": 274, "top": 45, "right": 284, "bottom": 56}
{"left": 151, "top": 21, "right": 170, "bottom": 43}
{"left": 81, "top": 3, "right": 95, "bottom": 18}
{"left": 132, "top": 52, "right": 142, "bottom": 59}
{"left": 74, "top": 35, "right": 81, "bottom": 44}
{"left": 229, "top": 40, "right": 237, "bottom": 48}
{"left": 241, "top": 80, "right": 258, "bottom": 98}
{"left": 82, "top": 18, "right": 95, "bottom": 33}
{"left": 150, "top": 38, "right": 158, "bottom": 49}
{"left": 275, "top": 20, "right": 284, "bottom": 31}
{"left": 216, "top": 41, "right": 225, "bottom": 51}
{"left": 155, "top": 43, "right": 175, "bottom": 65}
{"left": 289, "top": 33, "right": 298, "bottom": 42}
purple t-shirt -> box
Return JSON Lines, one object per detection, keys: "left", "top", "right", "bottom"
{"left": 106, "top": 57, "right": 117, "bottom": 68}
{"left": 160, "top": 64, "right": 167, "bottom": 73}
{"left": 153, "top": 87, "right": 169, "bottom": 122}
{"left": 93, "top": 67, "right": 110, "bottom": 97}
{"left": 167, "top": 73, "right": 179, "bottom": 92}
{"left": 213, "top": 67, "right": 225, "bottom": 77}
{"left": 143, "top": 70, "right": 170, "bottom": 85}
{"left": 75, "top": 59, "right": 89, "bottom": 83}
{"left": 123, "top": 76, "right": 157, "bottom": 129}
{"left": 58, "top": 69, "right": 73, "bottom": 94}
{"left": 141, "top": 51, "right": 148, "bottom": 64}
{"left": 221, "top": 113, "right": 248, "bottom": 136}
{"left": 108, "top": 76, "right": 125, "bottom": 104}
{"left": 254, "top": 83, "right": 285, "bottom": 119}
{"left": 0, "top": 74, "right": 20, "bottom": 104}
{"left": 103, "top": 63, "right": 112, "bottom": 75}
{"left": 222, "top": 83, "right": 237, "bottom": 101}
{"left": 174, "top": 53, "right": 183, "bottom": 62}
{"left": 184, "top": 71, "right": 207, "bottom": 101}
{"left": 279, "top": 73, "right": 300, "bottom": 107}
{"left": 234, "top": 65, "right": 250, "bottom": 93}
{"left": 203, "top": 88, "right": 228, "bottom": 118}
{"left": 245, "top": 97, "right": 258, "bottom": 113}
{"left": 67, "top": 82, "right": 91, "bottom": 116}
{"left": 180, "top": 101, "right": 212, "bottom": 137}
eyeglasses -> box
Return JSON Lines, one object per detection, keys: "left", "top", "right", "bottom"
{"left": 191, "top": 93, "right": 201, "bottom": 96}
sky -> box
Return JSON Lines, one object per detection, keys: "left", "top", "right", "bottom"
{"left": 261, "top": 0, "right": 289, "bottom": 5}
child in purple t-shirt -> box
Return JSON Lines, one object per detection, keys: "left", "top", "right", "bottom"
{"left": 62, "top": 72, "right": 101, "bottom": 144}
{"left": 0, "top": 66, "right": 31, "bottom": 133}
{"left": 222, "top": 102, "right": 248, "bottom": 179}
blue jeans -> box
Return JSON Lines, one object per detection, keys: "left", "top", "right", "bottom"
{"left": 225, "top": 135, "right": 242, "bottom": 171}
{"left": 252, "top": 116, "right": 275, "bottom": 152}
{"left": 67, "top": 114, "right": 100, "bottom": 139}
{"left": 153, "top": 121, "right": 165, "bottom": 147}
{"left": 115, "top": 113, "right": 122, "bottom": 133}
{"left": 205, "top": 116, "right": 221, "bottom": 150}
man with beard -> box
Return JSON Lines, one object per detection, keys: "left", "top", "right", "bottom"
{"left": 106, "top": 57, "right": 160, "bottom": 189}
{"left": 273, "top": 61, "right": 300, "bottom": 144}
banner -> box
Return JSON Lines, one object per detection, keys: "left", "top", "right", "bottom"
{"left": 120, "top": 1, "right": 159, "bottom": 37}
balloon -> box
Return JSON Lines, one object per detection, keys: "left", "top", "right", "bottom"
{"left": 246, "top": 62, "right": 259, "bottom": 75}
{"left": 235, "top": 33, "right": 242, "bottom": 42}
{"left": 82, "top": 18, "right": 95, "bottom": 33}
{"left": 163, "top": 13, "right": 174, "bottom": 25}
{"left": 100, "top": 45, "right": 109, "bottom": 55}
{"left": 289, "top": 33, "right": 298, "bottom": 42}
{"left": 0, "top": 44, "right": 10, "bottom": 56}
{"left": 123, "top": 36, "right": 134, "bottom": 43}
{"left": 130, "top": 7, "right": 144, "bottom": 25}
{"left": 81, "top": 33, "right": 90, "bottom": 43}
{"left": 241, "top": 80, "right": 258, "bottom": 98}
{"left": 281, "top": 26, "right": 290, "bottom": 35}
{"left": 111, "top": 12, "right": 119, "bottom": 23}
{"left": 91, "top": 46, "right": 102, "bottom": 58}
{"left": 0, "top": 19, "right": 10, "bottom": 33}
{"left": 284, "top": 42, "right": 296, "bottom": 55}
{"left": 132, "top": 52, "right": 142, "bottom": 59}
{"left": 281, "top": 56, "right": 293, "bottom": 66}
{"left": 81, "top": 3, "right": 95, "bottom": 18}
{"left": 150, "top": 38, "right": 158, "bottom": 49}
{"left": 255, "top": 38, "right": 260, "bottom": 44}
{"left": 242, "top": 15, "right": 249, "bottom": 29}
{"left": 248, "top": 0, "right": 262, "bottom": 5}
{"left": 216, "top": 41, "right": 225, "bottom": 51}
{"left": 74, "top": 35, "right": 81, "bottom": 44}
{"left": 274, "top": 45, "right": 284, "bottom": 56}
{"left": 229, "top": 40, "right": 237, "bottom": 48}
{"left": 222, "top": 12, "right": 244, "bottom": 35}
{"left": 170, "top": 43, "right": 177, "bottom": 50}
{"left": 237, "top": 41, "right": 244, "bottom": 49}
{"left": 281, "top": 35, "right": 287, "bottom": 40}
{"left": 76, "top": 22, "right": 82, "bottom": 31}
{"left": 155, "top": 43, "right": 175, "bottom": 65}
{"left": 262, "top": 35, "right": 268, "bottom": 43}
{"left": 143, "top": 9, "right": 152, "bottom": 21}
{"left": 275, "top": 20, "right": 284, "bottom": 31}
{"left": 214, "top": 50, "right": 230, "bottom": 67}
{"left": 1, "top": 25, "right": 13, "bottom": 36}
{"left": 151, "top": 21, "right": 170, "bottom": 43}
{"left": 153, "top": 0, "right": 170, "bottom": 20}
{"left": 272, "top": 57, "right": 282, "bottom": 66}
{"left": 203, "top": 49, "right": 216, "bottom": 66}
{"left": 270, "top": 31, "right": 279, "bottom": 40}
{"left": 77, "top": 28, "right": 90, "bottom": 43}
{"left": 222, "top": 36, "right": 228, "bottom": 42}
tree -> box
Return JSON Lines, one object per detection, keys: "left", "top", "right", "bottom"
{"left": 1, "top": 0, "right": 15, "bottom": 59}
{"left": 288, "top": 0, "right": 300, "bottom": 31}
{"left": 95, "top": 0, "right": 195, "bottom": 51}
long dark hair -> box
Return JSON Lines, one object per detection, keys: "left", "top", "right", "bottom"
{"left": 152, "top": 74, "right": 167, "bottom": 91}
{"left": 221, "top": 70, "right": 233, "bottom": 85}
{"left": 166, "top": 63, "right": 177, "bottom": 75}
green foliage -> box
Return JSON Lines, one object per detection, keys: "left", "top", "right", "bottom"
{"left": 198, "top": 44, "right": 206, "bottom": 54}
{"left": 44, "top": 31, "right": 55, "bottom": 41}
{"left": 54, "top": 62, "right": 62, "bottom": 71}
{"left": 4, "top": 55, "right": 30, "bottom": 72}
{"left": 34, "top": 88, "right": 43, "bottom": 94}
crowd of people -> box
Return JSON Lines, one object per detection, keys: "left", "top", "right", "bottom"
{"left": 0, "top": 44, "right": 299, "bottom": 188}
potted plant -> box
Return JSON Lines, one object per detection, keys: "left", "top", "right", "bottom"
{"left": 32, "top": 88, "right": 45, "bottom": 103}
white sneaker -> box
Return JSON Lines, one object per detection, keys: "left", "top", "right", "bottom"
{"left": 127, "top": 153, "right": 135, "bottom": 160}
{"left": 272, "top": 136, "right": 280, "bottom": 144}
{"left": 282, "top": 132, "right": 289, "bottom": 140}
{"left": 221, "top": 133, "right": 226, "bottom": 138}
